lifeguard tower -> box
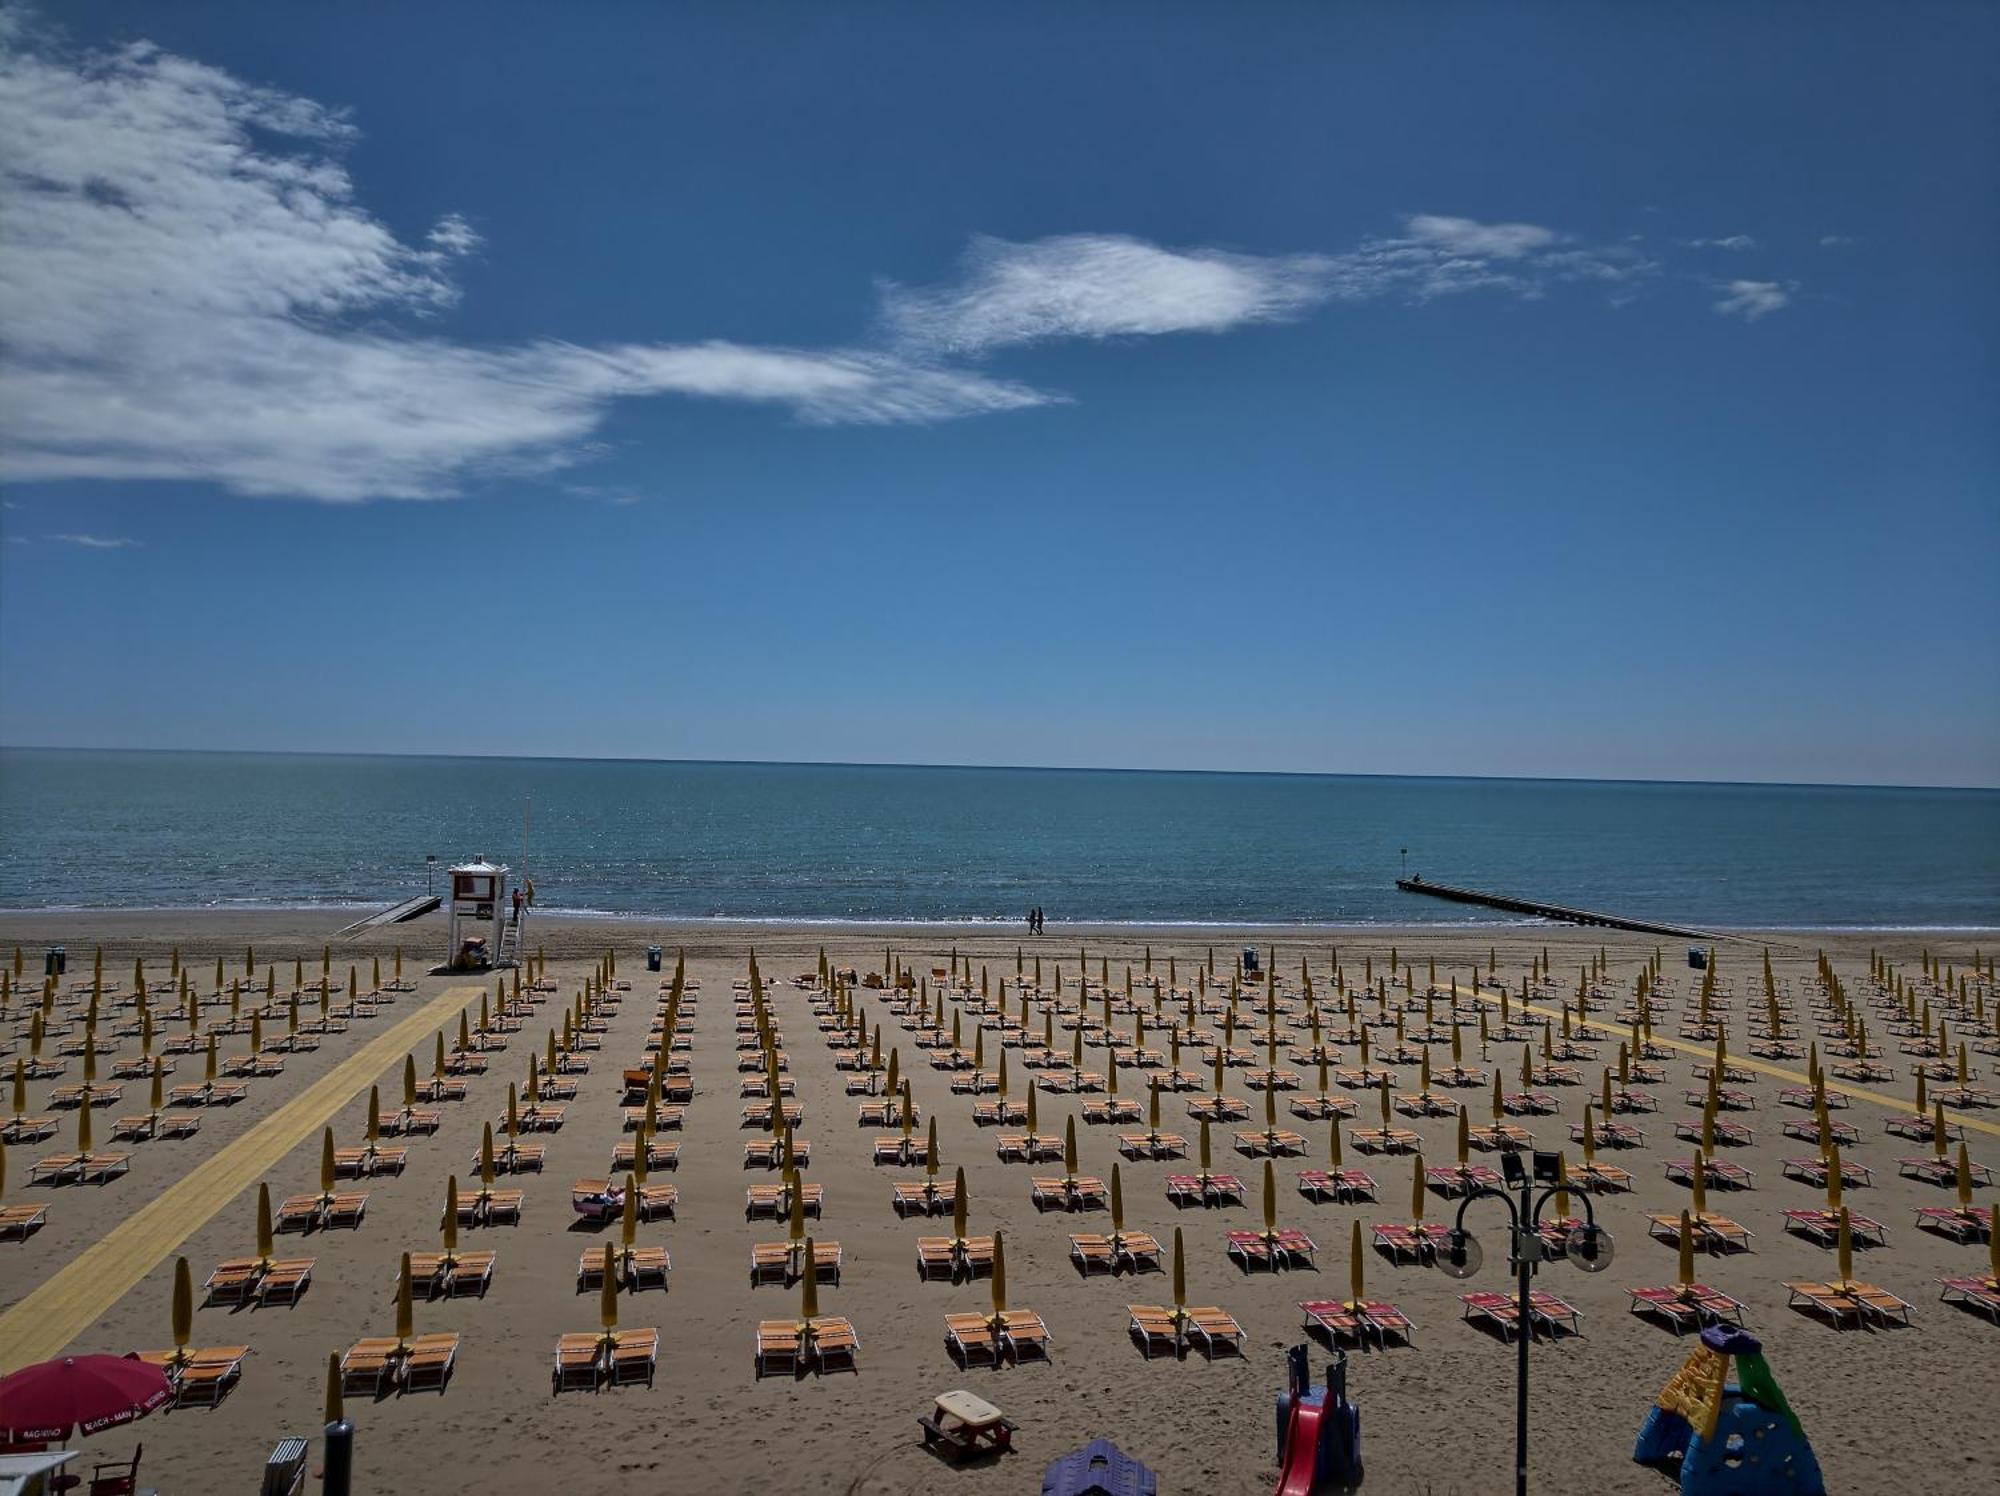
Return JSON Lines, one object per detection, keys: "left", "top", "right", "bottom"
{"left": 444, "top": 857, "right": 521, "bottom": 971}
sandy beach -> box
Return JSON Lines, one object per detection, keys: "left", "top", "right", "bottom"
{"left": 1, "top": 909, "right": 1995, "bottom": 1495}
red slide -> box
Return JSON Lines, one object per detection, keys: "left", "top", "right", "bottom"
{"left": 1275, "top": 1398, "right": 1325, "bottom": 1496}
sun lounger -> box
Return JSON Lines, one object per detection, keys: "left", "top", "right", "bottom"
{"left": 754, "top": 1321, "right": 801, "bottom": 1379}
{"left": 1, "top": 1115, "right": 58, "bottom": 1143}
{"left": 110, "top": 1114, "right": 157, "bottom": 1142}
{"left": 1783, "top": 1208, "right": 1886, "bottom": 1246}
{"left": 384, "top": 1106, "right": 441, "bottom": 1135}
{"left": 275, "top": 1194, "right": 322, "bottom": 1232}
{"left": 608, "top": 1327, "right": 658, "bottom": 1386}
{"left": 449, "top": 1249, "right": 497, "bottom": 1296}
{"left": 806, "top": 1316, "right": 859, "bottom": 1373}
{"left": 553, "top": 1333, "right": 604, "bottom": 1392}
{"left": 996, "top": 1308, "right": 1052, "bottom": 1362}
{"left": 1627, "top": 1283, "right": 1746, "bottom": 1334}
{"left": 916, "top": 1237, "right": 961, "bottom": 1278}
{"left": 1126, "top": 1305, "right": 1182, "bottom": 1358}
{"left": 202, "top": 1257, "right": 265, "bottom": 1305}
{"left": 174, "top": 1345, "right": 248, "bottom": 1407}
{"left": 1647, "top": 1212, "right": 1753, "bottom": 1252}
{"left": 1117, "top": 1131, "right": 1188, "bottom": 1160}
{"left": 1296, "top": 1167, "right": 1376, "bottom": 1202}
{"left": 1460, "top": 1289, "right": 1582, "bottom": 1340}
{"left": 747, "top": 1242, "right": 795, "bottom": 1284}
{"left": 1159, "top": 1305, "right": 1232, "bottom": 1358}
{"left": 325, "top": 1191, "right": 368, "bottom": 1228}
{"left": 944, "top": 1312, "right": 1001, "bottom": 1366}
{"left": 477, "top": 1188, "right": 522, "bottom": 1224}
{"left": 1915, "top": 1205, "right": 1992, "bottom": 1243}
{"left": 401, "top": 1332, "right": 458, "bottom": 1393}
{"left": 257, "top": 1258, "right": 315, "bottom": 1306}
{"left": 1349, "top": 1126, "right": 1421, "bottom": 1155}
{"left": 1785, "top": 1280, "right": 1913, "bottom": 1330}
{"left": 1666, "top": 1157, "right": 1754, "bottom": 1189}
{"left": 1938, "top": 1275, "right": 2000, "bottom": 1322}
{"left": 1370, "top": 1221, "right": 1451, "bottom": 1263}
{"left": 0, "top": 1203, "right": 49, "bottom": 1241}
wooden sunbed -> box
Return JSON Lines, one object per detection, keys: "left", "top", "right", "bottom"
{"left": 257, "top": 1258, "right": 315, "bottom": 1306}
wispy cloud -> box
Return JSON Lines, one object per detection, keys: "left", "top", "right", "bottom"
{"left": 1819, "top": 234, "right": 1856, "bottom": 249}
{"left": 0, "top": 27, "right": 1044, "bottom": 502}
{"left": 1685, "top": 234, "right": 1758, "bottom": 251}
{"left": 44, "top": 533, "right": 142, "bottom": 548}
{"left": 882, "top": 235, "right": 1337, "bottom": 356}
{"left": 1713, "top": 280, "right": 1792, "bottom": 320}
{"left": 0, "top": 24, "right": 1792, "bottom": 504}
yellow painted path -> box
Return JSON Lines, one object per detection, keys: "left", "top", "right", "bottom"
{"left": 0, "top": 983, "right": 480, "bottom": 1374}
{"left": 1491, "top": 985, "right": 2000, "bottom": 1139}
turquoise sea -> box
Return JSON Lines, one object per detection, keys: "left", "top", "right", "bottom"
{"left": 0, "top": 750, "right": 1995, "bottom": 929}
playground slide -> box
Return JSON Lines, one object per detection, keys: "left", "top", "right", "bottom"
{"left": 1275, "top": 1399, "right": 1325, "bottom": 1496}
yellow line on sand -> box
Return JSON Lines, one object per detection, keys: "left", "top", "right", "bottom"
{"left": 0, "top": 983, "right": 481, "bottom": 1374}
{"left": 1497, "top": 988, "right": 2000, "bottom": 1139}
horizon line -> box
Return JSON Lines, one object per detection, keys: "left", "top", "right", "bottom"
{"left": 2, "top": 742, "right": 1994, "bottom": 795}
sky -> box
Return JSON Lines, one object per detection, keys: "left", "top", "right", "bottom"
{"left": 0, "top": 1, "right": 1995, "bottom": 788}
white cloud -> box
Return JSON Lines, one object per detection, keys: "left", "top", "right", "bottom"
{"left": 1686, "top": 234, "right": 1758, "bottom": 251}
{"left": 881, "top": 234, "right": 1337, "bottom": 355}
{"left": 44, "top": 533, "right": 142, "bottom": 548}
{"left": 1819, "top": 234, "right": 1855, "bottom": 248}
{"left": 1713, "top": 280, "right": 1791, "bottom": 320}
{"left": 0, "top": 22, "right": 1788, "bottom": 504}
{"left": 1402, "top": 214, "right": 1558, "bottom": 259}
{"left": 0, "top": 28, "right": 1045, "bottom": 501}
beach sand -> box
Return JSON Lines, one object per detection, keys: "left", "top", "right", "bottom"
{"left": 1, "top": 910, "right": 1995, "bottom": 1495}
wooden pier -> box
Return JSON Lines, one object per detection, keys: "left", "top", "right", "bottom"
{"left": 1394, "top": 877, "right": 1712, "bottom": 941}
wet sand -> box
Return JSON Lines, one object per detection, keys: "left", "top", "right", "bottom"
{"left": 1, "top": 910, "right": 1995, "bottom": 1495}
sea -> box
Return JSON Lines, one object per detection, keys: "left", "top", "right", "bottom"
{"left": 0, "top": 749, "right": 1995, "bottom": 930}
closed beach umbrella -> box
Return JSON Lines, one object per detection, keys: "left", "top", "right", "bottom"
{"left": 256, "top": 1182, "right": 275, "bottom": 1264}
{"left": 395, "top": 1253, "right": 414, "bottom": 1348}
{"left": 799, "top": 1238, "right": 820, "bottom": 1324}
{"left": 1063, "top": 1115, "right": 1078, "bottom": 1177}
{"left": 1835, "top": 1207, "right": 1855, "bottom": 1288}
{"left": 324, "top": 1352, "right": 342, "bottom": 1426}
{"left": 1172, "top": 1226, "right": 1186, "bottom": 1315}
{"left": 170, "top": 1256, "right": 192, "bottom": 1364}
{"left": 1825, "top": 1144, "right": 1844, "bottom": 1210}
{"left": 599, "top": 1245, "right": 619, "bottom": 1331}
{"left": 1110, "top": 1163, "right": 1125, "bottom": 1238}
{"left": 952, "top": 1166, "right": 968, "bottom": 1243}
{"left": 366, "top": 1087, "right": 380, "bottom": 1146}
{"left": 1262, "top": 1160, "right": 1278, "bottom": 1238}
{"left": 319, "top": 1128, "right": 335, "bottom": 1200}
{"left": 1677, "top": 1209, "right": 1696, "bottom": 1287}
{"left": 443, "top": 1176, "right": 459, "bottom": 1255}
{"left": 402, "top": 1055, "right": 417, "bottom": 1108}
{"left": 1348, "top": 1220, "right": 1365, "bottom": 1308}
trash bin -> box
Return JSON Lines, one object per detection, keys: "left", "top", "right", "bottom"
{"left": 1687, "top": 947, "right": 1708, "bottom": 971}
{"left": 646, "top": 946, "right": 663, "bottom": 973}
{"left": 44, "top": 946, "right": 66, "bottom": 977}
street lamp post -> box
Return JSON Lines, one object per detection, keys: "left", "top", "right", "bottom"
{"left": 1439, "top": 1149, "right": 1614, "bottom": 1496}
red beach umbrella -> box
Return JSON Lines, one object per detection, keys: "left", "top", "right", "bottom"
{"left": 0, "top": 1355, "right": 172, "bottom": 1442}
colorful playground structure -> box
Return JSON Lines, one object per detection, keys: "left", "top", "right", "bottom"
{"left": 1633, "top": 1324, "right": 1825, "bottom": 1495}
{"left": 1273, "top": 1343, "right": 1362, "bottom": 1494}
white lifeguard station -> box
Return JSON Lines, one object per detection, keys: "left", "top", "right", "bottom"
{"left": 445, "top": 856, "right": 520, "bottom": 970}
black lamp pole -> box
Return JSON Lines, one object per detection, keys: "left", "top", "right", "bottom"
{"left": 1445, "top": 1163, "right": 1608, "bottom": 1496}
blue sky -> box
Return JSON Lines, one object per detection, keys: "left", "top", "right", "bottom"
{"left": 1, "top": 1, "right": 1995, "bottom": 787}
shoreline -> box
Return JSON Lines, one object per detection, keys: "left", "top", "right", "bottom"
{"left": 1, "top": 905, "right": 1993, "bottom": 938}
